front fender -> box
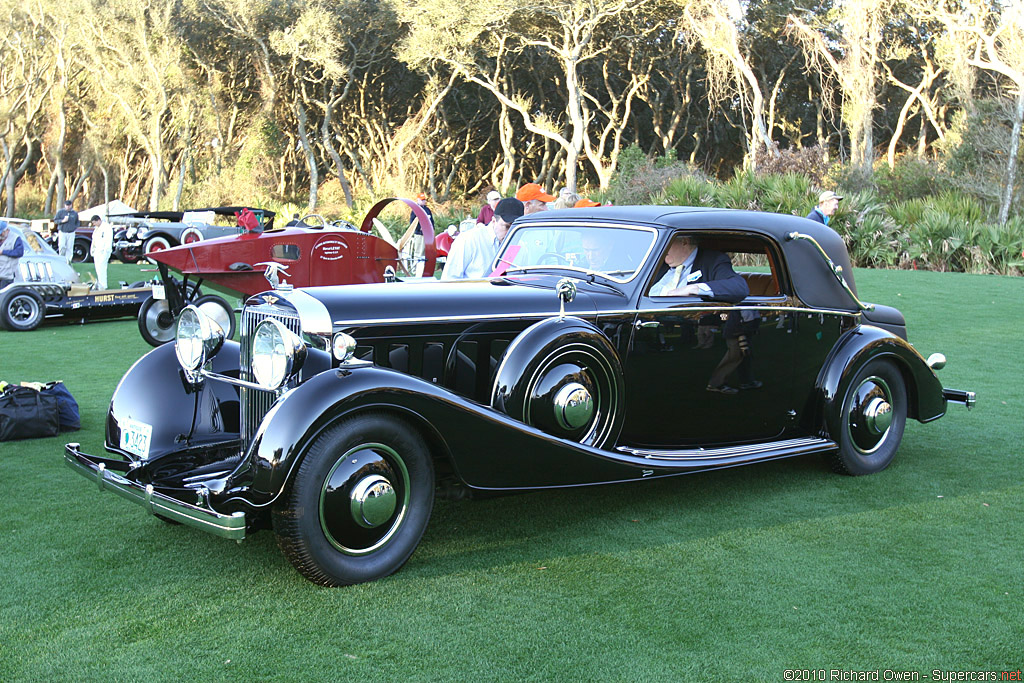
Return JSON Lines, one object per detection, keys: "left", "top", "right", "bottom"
{"left": 814, "top": 325, "right": 945, "bottom": 438}
{"left": 106, "top": 342, "right": 242, "bottom": 461}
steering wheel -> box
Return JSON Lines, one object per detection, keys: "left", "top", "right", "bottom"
{"left": 537, "top": 252, "right": 568, "bottom": 266}
{"left": 297, "top": 214, "right": 328, "bottom": 229}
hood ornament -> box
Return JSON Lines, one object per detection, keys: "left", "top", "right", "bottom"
{"left": 256, "top": 262, "right": 292, "bottom": 291}
{"left": 556, "top": 278, "right": 576, "bottom": 320}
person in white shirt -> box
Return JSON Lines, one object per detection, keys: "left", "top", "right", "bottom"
{"left": 89, "top": 215, "right": 114, "bottom": 290}
{"left": 442, "top": 198, "right": 524, "bottom": 280}
{"left": 648, "top": 235, "right": 748, "bottom": 302}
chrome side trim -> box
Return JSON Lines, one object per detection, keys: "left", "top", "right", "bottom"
{"left": 784, "top": 231, "right": 874, "bottom": 311}
{"left": 335, "top": 305, "right": 860, "bottom": 327}
{"left": 618, "top": 436, "right": 835, "bottom": 461}
{"left": 64, "top": 443, "right": 246, "bottom": 540}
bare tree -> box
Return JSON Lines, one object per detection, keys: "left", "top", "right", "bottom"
{"left": 398, "top": 0, "right": 677, "bottom": 192}
{"left": 789, "top": 0, "right": 897, "bottom": 170}
{"left": 76, "top": 0, "right": 186, "bottom": 210}
{"left": 681, "top": 0, "right": 778, "bottom": 168}
{"left": 921, "top": 0, "right": 1023, "bottom": 224}
{"left": 0, "top": 0, "right": 53, "bottom": 215}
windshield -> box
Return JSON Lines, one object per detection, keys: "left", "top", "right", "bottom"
{"left": 16, "top": 228, "right": 56, "bottom": 256}
{"left": 497, "top": 224, "right": 656, "bottom": 282}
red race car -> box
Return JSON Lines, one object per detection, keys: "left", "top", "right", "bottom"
{"left": 137, "top": 198, "right": 436, "bottom": 346}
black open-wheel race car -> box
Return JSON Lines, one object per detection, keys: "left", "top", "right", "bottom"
{"left": 0, "top": 225, "right": 152, "bottom": 332}
{"left": 65, "top": 206, "right": 975, "bottom": 586}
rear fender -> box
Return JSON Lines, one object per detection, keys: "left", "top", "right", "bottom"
{"left": 813, "top": 325, "right": 945, "bottom": 439}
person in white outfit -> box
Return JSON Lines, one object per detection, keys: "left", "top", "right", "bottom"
{"left": 89, "top": 215, "right": 114, "bottom": 290}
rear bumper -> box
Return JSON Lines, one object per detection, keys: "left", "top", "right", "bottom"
{"left": 64, "top": 443, "right": 247, "bottom": 540}
{"left": 942, "top": 388, "right": 977, "bottom": 411}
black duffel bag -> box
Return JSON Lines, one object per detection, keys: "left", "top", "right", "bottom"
{"left": 0, "top": 385, "right": 60, "bottom": 441}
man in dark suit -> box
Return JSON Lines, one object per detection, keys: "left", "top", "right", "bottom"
{"left": 649, "top": 234, "right": 748, "bottom": 304}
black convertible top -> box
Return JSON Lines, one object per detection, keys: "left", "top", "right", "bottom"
{"left": 518, "top": 205, "right": 861, "bottom": 312}
{"left": 111, "top": 207, "right": 276, "bottom": 223}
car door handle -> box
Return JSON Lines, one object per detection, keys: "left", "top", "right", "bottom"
{"left": 635, "top": 320, "right": 660, "bottom": 330}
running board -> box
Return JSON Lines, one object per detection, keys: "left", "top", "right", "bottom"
{"left": 617, "top": 437, "right": 837, "bottom": 463}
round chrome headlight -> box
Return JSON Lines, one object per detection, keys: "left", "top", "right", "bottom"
{"left": 175, "top": 305, "right": 225, "bottom": 374}
{"left": 252, "top": 318, "right": 307, "bottom": 390}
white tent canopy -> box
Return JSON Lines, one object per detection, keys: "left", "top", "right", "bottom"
{"left": 78, "top": 200, "right": 136, "bottom": 222}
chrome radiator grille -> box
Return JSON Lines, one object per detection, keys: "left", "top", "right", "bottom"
{"left": 239, "top": 303, "right": 302, "bottom": 448}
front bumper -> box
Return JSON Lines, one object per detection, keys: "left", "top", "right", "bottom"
{"left": 64, "top": 443, "right": 247, "bottom": 540}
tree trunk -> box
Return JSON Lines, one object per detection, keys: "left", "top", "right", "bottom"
{"left": 495, "top": 102, "right": 517, "bottom": 195}
{"left": 2, "top": 140, "right": 14, "bottom": 217}
{"left": 563, "top": 55, "right": 583, "bottom": 193}
{"left": 888, "top": 99, "right": 917, "bottom": 170}
{"left": 295, "top": 102, "right": 318, "bottom": 211}
{"left": 321, "top": 91, "right": 353, "bottom": 208}
{"left": 999, "top": 90, "right": 1024, "bottom": 226}
{"left": 173, "top": 148, "right": 189, "bottom": 211}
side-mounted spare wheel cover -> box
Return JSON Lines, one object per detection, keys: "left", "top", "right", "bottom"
{"left": 492, "top": 316, "right": 625, "bottom": 449}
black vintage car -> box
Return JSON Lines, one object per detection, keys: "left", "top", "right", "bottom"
{"left": 65, "top": 206, "right": 975, "bottom": 586}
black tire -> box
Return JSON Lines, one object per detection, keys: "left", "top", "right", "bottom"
{"left": 1, "top": 288, "right": 45, "bottom": 331}
{"left": 137, "top": 295, "right": 176, "bottom": 346}
{"left": 272, "top": 413, "right": 435, "bottom": 586}
{"left": 831, "top": 359, "right": 908, "bottom": 476}
{"left": 72, "top": 238, "right": 91, "bottom": 263}
{"left": 128, "top": 281, "right": 148, "bottom": 289}
{"left": 192, "top": 294, "right": 236, "bottom": 340}
{"left": 118, "top": 251, "right": 141, "bottom": 264}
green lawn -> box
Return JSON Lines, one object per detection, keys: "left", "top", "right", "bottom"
{"left": 1, "top": 266, "right": 1021, "bottom": 681}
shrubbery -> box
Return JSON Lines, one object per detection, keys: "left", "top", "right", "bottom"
{"left": 618, "top": 156, "right": 1022, "bottom": 276}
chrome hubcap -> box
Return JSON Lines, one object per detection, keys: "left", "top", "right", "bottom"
{"left": 10, "top": 295, "right": 38, "bottom": 323}
{"left": 320, "top": 443, "right": 409, "bottom": 555}
{"left": 863, "top": 397, "right": 893, "bottom": 435}
{"left": 553, "top": 382, "right": 594, "bottom": 430}
{"left": 847, "top": 376, "right": 894, "bottom": 455}
{"left": 349, "top": 474, "right": 397, "bottom": 529}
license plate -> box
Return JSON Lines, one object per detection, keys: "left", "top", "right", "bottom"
{"left": 152, "top": 284, "right": 165, "bottom": 300}
{"left": 120, "top": 418, "right": 153, "bottom": 458}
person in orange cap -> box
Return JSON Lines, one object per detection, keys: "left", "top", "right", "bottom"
{"left": 574, "top": 198, "right": 601, "bottom": 208}
{"left": 515, "top": 183, "right": 556, "bottom": 214}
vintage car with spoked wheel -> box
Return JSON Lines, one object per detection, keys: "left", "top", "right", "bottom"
{"left": 64, "top": 206, "right": 975, "bottom": 586}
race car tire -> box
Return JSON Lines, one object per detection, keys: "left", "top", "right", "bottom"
{"left": 192, "top": 294, "right": 236, "bottom": 341}
{"left": 1, "top": 288, "right": 46, "bottom": 331}
{"left": 137, "top": 295, "right": 176, "bottom": 347}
